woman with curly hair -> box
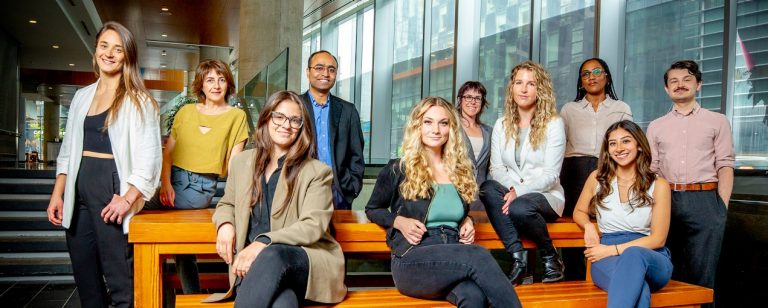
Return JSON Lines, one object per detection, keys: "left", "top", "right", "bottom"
{"left": 366, "top": 97, "right": 521, "bottom": 307}
{"left": 479, "top": 60, "right": 566, "bottom": 285}
{"left": 573, "top": 120, "right": 672, "bottom": 307}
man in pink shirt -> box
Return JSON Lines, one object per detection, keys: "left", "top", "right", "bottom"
{"left": 647, "top": 60, "right": 734, "bottom": 299}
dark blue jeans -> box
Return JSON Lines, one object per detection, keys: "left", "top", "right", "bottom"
{"left": 480, "top": 180, "right": 560, "bottom": 255}
{"left": 591, "top": 232, "right": 673, "bottom": 308}
{"left": 235, "top": 244, "right": 310, "bottom": 308}
{"left": 391, "top": 226, "right": 522, "bottom": 308}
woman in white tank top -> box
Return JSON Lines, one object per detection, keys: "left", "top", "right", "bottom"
{"left": 573, "top": 120, "right": 673, "bottom": 308}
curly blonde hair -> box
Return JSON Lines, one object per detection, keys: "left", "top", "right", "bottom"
{"left": 503, "top": 60, "right": 558, "bottom": 150}
{"left": 399, "top": 97, "right": 477, "bottom": 203}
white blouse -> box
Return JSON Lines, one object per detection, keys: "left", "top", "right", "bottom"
{"left": 596, "top": 179, "right": 655, "bottom": 235}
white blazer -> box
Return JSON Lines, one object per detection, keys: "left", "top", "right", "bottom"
{"left": 56, "top": 81, "right": 162, "bottom": 233}
{"left": 489, "top": 117, "right": 566, "bottom": 216}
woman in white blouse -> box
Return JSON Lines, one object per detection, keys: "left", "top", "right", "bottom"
{"left": 479, "top": 60, "right": 566, "bottom": 285}
{"left": 573, "top": 120, "right": 672, "bottom": 308}
{"left": 46, "top": 21, "right": 161, "bottom": 307}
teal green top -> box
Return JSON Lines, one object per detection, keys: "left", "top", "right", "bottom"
{"left": 426, "top": 184, "right": 465, "bottom": 228}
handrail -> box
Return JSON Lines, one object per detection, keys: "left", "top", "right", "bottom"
{"left": 0, "top": 129, "right": 20, "bottom": 138}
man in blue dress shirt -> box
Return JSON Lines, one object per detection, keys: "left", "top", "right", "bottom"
{"left": 302, "top": 50, "right": 365, "bottom": 209}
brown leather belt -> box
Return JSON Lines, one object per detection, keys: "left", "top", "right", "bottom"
{"left": 669, "top": 182, "right": 718, "bottom": 191}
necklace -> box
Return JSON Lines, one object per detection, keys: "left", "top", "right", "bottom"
{"left": 616, "top": 176, "right": 636, "bottom": 187}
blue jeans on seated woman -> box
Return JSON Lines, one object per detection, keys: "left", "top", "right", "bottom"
{"left": 591, "top": 231, "right": 673, "bottom": 308}
{"left": 145, "top": 166, "right": 218, "bottom": 210}
{"left": 391, "top": 226, "right": 522, "bottom": 308}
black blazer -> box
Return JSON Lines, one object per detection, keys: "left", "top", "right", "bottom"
{"left": 365, "top": 159, "right": 470, "bottom": 257}
{"left": 302, "top": 92, "right": 365, "bottom": 204}
{"left": 461, "top": 123, "right": 492, "bottom": 185}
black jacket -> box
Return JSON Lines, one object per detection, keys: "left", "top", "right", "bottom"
{"left": 365, "top": 159, "right": 470, "bottom": 257}
{"left": 302, "top": 92, "right": 365, "bottom": 204}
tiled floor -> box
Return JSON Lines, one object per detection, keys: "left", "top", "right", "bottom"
{"left": 0, "top": 281, "right": 79, "bottom": 308}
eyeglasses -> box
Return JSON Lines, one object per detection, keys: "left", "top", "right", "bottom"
{"left": 461, "top": 95, "right": 483, "bottom": 103}
{"left": 270, "top": 112, "right": 304, "bottom": 129}
{"left": 309, "top": 65, "right": 337, "bottom": 75}
{"left": 580, "top": 68, "right": 605, "bottom": 79}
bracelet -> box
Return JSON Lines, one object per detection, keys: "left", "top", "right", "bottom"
{"left": 614, "top": 244, "right": 620, "bottom": 256}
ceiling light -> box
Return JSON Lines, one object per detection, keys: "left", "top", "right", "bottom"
{"left": 29, "top": 20, "right": 37, "bottom": 24}
{"left": 161, "top": 50, "right": 167, "bottom": 56}
{"left": 52, "top": 45, "right": 59, "bottom": 49}
{"left": 68, "top": 63, "right": 75, "bottom": 67}
{"left": 161, "top": 7, "right": 169, "bottom": 12}
{"left": 160, "top": 64, "right": 167, "bottom": 68}
{"left": 161, "top": 33, "right": 168, "bottom": 38}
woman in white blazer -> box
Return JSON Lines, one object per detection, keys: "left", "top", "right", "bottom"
{"left": 46, "top": 21, "right": 161, "bottom": 308}
{"left": 479, "top": 60, "right": 566, "bottom": 286}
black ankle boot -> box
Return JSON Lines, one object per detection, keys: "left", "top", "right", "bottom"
{"left": 508, "top": 251, "right": 533, "bottom": 286}
{"left": 542, "top": 252, "right": 565, "bottom": 283}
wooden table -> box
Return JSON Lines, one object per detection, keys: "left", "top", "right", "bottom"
{"left": 130, "top": 209, "right": 590, "bottom": 307}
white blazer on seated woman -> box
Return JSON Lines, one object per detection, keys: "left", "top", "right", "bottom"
{"left": 488, "top": 116, "right": 566, "bottom": 216}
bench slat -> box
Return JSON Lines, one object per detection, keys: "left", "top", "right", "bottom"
{"left": 175, "top": 280, "right": 711, "bottom": 308}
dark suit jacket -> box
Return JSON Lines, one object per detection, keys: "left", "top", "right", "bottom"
{"left": 302, "top": 92, "right": 365, "bottom": 204}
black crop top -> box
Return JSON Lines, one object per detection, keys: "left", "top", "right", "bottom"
{"left": 83, "top": 111, "right": 113, "bottom": 154}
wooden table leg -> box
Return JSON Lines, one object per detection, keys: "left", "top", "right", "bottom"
{"left": 585, "top": 259, "right": 592, "bottom": 282}
{"left": 134, "top": 243, "right": 163, "bottom": 308}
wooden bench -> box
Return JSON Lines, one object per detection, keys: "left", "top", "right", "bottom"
{"left": 174, "top": 280, "right": 713, "bottom": 307}
{"left": 130, "top": 209, "right": 712, "bottom": 307}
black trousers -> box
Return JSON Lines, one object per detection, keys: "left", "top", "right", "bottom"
{"left": 667, "top": 190, "right": 727, "bottom": 291}
{"left": 235, "top": 244, "right": 310, "bottom": 308}
{"left": 560, "top": 156, "right": 598, "bottom": 216}
{"left": 559, "top": 156, "right": 597, "bottom": 280}
{"left": 480, "top": 180, "right": 560, "bottom": 256}
{"left": 66, "top": 157, "right": 133, "bottom": 308}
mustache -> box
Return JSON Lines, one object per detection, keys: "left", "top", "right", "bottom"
{"left": 674, "top": 87, "right": 689, "bottom": 92}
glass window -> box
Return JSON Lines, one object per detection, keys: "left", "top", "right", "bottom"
{"left": 390, "top": 0, "right": 425, "bottom": 157}
{"left": 540, "top": 0, "right": 595, "bottom": 109}
{"left": 732, "top": 0, "right": 768, "bottom": 169}
{"left": 429, "top": 0, "right": 456, "bottom": 100}
{"left": 300, "top": 29, "right": 321, "bottom": 93}
{"left": 478, "top": 0, "right": 532, "bottom": 125}
{"left": 335, "top": 15, "right": 358, "bottom": 102}
{"left": 360, "top": 8, "right": 375, "bottom": 160}
{"left": 623, "top": 0, "right": 725, "bottom": 128}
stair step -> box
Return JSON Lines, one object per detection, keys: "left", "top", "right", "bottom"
{"left": 0, "top": 231, "right": 67, "bottom": 252}
{"left": 0, "top": 178, "right": 55, "bottom": 194}
{"left": 0, "top": 168, "right": 57, "bottom": 179}
{"left": 0, "top": 194, "right": 51, "bottom": 211}
{"left": 0, "top": 212, "right": 61, "bottom": 231}
{"left": 0, "top": 252, "right": 72, "bottom": 276}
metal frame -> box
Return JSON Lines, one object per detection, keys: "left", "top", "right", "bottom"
{"left": 369, "top": 0, "right": 395, "bottom": 163}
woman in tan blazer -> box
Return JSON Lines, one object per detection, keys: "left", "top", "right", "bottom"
{"left": 204, "top": 91, "right": 346, "bottom": 307}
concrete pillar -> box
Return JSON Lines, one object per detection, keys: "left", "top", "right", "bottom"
{"left": 43, "top": 101, "right": 59, "bottom": 162}
{"left": 238, "top": 0, "right": 302, "bottom": 92}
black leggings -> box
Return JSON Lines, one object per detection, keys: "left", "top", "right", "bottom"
{"left": 235, "top": 244, "right": 310, "bottom": 308}
{"left": 480, "top": 180, "right": 560, "bottom": 255}
{"left": 66, "top": 157, "right": 133, "bottom": 308}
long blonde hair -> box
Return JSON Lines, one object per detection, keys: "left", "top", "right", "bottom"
{"left": 503, "top": 60, "right": 558, "bottom": 150}
{"left": 399, "top": 97, "right": 477, "bottom": 203}
{"left": 93, "top": 21, "right": 158, "bottom": 125}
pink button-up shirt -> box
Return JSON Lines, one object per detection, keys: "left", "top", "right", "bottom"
{"left": 647, "top": 103, "right": 734, "bottom": 184}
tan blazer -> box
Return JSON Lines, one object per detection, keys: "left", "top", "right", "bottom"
{"left": 203, "top": 149, "right": 347, "bottom": 303}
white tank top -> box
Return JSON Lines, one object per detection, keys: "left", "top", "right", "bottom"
{"left": 596, "top": 178, "right": 655, "bottom": 235}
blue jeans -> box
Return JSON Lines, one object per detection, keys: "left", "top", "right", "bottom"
{"left": 591, "top": 232, "right": 673, "bottom": 308}
{"left": 391, "top": 226, "right": 522, "bottom": 308}
{"left": 146, "top": 166, "right": 218, "bottom": 210}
